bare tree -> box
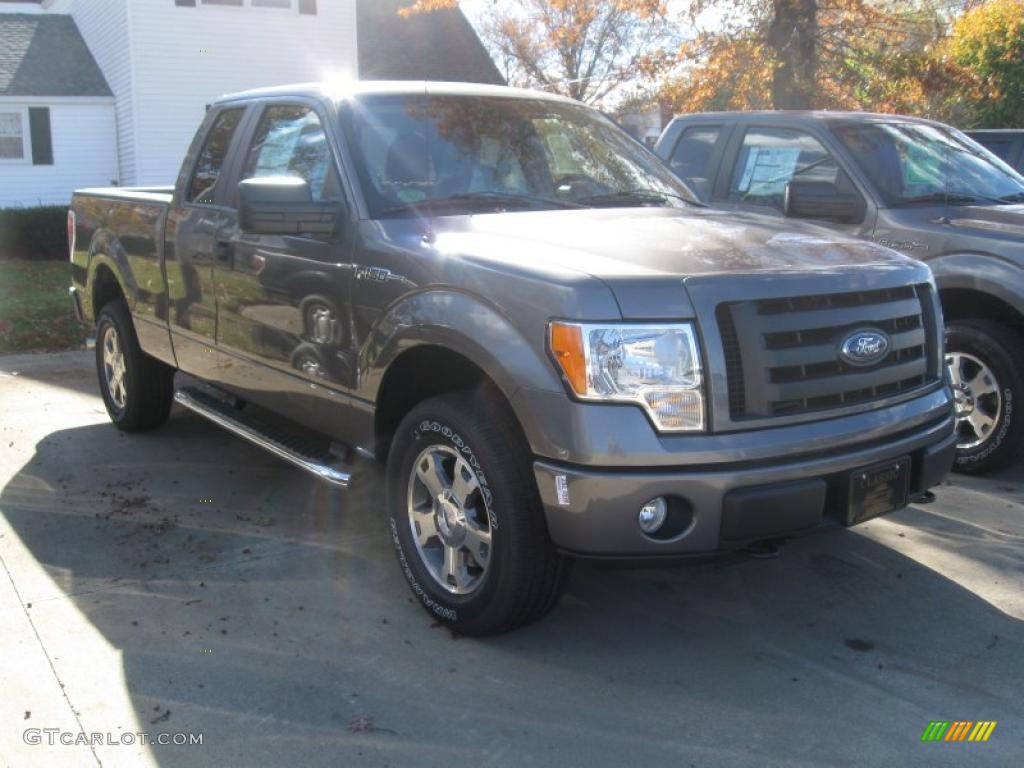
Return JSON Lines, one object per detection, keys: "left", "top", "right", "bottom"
{"left": 402, "top": 1, "right": 679, "bottom": 105}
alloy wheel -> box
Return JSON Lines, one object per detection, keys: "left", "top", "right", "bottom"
{"left": 947, "top": 351, "right": 1001, "bottom": 450}
{"left": 102, "top": 325, "right": 128, "bottom": 410}
{"left": 406, "top": 444, "right": 492, "bottom": 595}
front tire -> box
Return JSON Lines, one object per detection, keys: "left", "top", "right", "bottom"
{"left": 386, "top": 391, "right": 568, "bottom": 635}
{"left": 946, "top": 319, "right": 1024, "bottom": 474}
{"left": 95, "top": 300, "right": 175, "bottom": 432}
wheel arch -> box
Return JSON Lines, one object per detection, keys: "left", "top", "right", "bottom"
{"left": 929, "top": 254, "right": 1024, "bottom": 330}
{"left": 366, "top": 291, "right": 564, "bottom": 460}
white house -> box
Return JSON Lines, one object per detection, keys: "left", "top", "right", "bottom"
{"left": 0, "top": 9, "right": 116, "bottom": 207}
{"left": 0, "top": 0, "right": 502, "bottom": 207}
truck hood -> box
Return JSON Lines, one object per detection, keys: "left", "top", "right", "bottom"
{"left": 436, "top": 205, "right": 916, "bottom": 279}
{"left": 947, "top": 203, "right": 1024, "bottom": 239}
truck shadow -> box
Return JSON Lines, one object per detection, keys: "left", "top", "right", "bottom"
{"left": 2, "top": 413, "right": 1023, "bottom": 765}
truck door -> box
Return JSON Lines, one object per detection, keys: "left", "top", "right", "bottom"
{"left": 164, "top": 105, "right": 248, "bottom": 378}
{"left": 214, "top": 101, "right": 358, "bottom": 399}
{"left": 714, "top": 124, "right": 874, "bottom": 239}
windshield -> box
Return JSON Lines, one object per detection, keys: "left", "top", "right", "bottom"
{"left": 832, "top": 121, "right": 1024, "bottom": 207}
{"left": 339, "top": 94, "right": 697, "bottom": 218}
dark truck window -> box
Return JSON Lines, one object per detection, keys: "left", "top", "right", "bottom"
{"left": 667, "top": 125, "right": 721, "bottom": 201}
{"left": 978, "top": 140, "right": 1015, "bottom": 163}
{"left": 726, "top": 127, "right": 839, "bottom": 210}
{"left": 240, "top": 104, "right": 341, "bottom": 201}
{"left": 188, "top": 108, "right": 244, "bottom": 204}
{"left": 832, "top": 122, "right": 1024, "bottom": 206}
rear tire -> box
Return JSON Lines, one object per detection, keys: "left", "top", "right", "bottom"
{"left": 95, "top": 300, "right": 175, "bottom": 432}
{"left": 946, "top": 319, "right": 1024, "bottom": 474}
{"left": 386, "top": 391, "right": 569, "bottom": 635}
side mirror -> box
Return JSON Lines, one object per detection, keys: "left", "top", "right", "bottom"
{"left": 237, "top": 176, "right": 340, "bottom": 236}
{"left": 783, "top": 180, "right": 865, "bottom": 224}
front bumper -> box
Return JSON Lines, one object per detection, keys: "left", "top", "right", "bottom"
{"left": 534, "top": 411, "right": 956, "bottom": 558}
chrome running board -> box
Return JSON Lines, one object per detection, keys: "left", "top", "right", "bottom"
{"left": 174, "top": 387, "right": 352, "bottom": 488}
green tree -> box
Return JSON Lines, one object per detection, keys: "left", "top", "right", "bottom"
{"left": 944, "top": 0, "right": 1024, "bottom": 127}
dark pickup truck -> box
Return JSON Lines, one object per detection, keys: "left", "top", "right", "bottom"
{"left": 656, "top": 111, "right": 1024, "bottom": 473}
{"left": 70, "top": 83, "right": 955, "bottom": 634}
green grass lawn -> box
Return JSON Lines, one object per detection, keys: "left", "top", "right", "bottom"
{"left": 0, "top": 261, "right": 85, "bottom": 354}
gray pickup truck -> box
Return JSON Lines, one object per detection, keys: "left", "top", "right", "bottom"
{"left": 656, "top": 112, "right": 1024, "bottom": 473}
{"left": 69, "top": 83, "right": 955, "bottom": 634}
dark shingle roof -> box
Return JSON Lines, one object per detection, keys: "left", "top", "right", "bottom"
{"left": 357, "top": 0, "right": 504, "bottom": 86}
{"left": 0, "top": 14, "right": 111, "bottom": 97}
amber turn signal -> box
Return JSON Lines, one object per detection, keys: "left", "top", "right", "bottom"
{"left": 549, "top": 322, "right": 587, "bottom": 395}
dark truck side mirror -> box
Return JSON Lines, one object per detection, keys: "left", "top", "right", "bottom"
{"left": 783, "top": 180, "right": 865, "bottom": 224}
{"left": 237, "top": 176, "right": 340, "bottom": 236}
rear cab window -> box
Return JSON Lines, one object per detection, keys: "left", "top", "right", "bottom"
{"left": 187, "top": 108, "right": 245, "bottom": 205}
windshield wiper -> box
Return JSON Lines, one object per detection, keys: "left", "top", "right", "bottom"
{"left": 381, "top": 191, "right": 583, "bottom": 216}
{"left": 998, "top": 192, "right": 1024, "bottom": 203}
{"left": 578, "top": 188, "right": 702, "bottom": 207}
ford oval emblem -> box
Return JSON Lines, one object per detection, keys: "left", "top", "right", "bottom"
{"left": 839, "top": 329, "right": 890, "bottom": 367}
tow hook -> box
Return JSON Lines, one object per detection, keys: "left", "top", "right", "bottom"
{"left": 744, "top": 539, "right": 784, "bottom": 559}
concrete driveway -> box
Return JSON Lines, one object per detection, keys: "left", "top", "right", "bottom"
{"left": 1, "top": 350, "right": 1022, "bottom": 767}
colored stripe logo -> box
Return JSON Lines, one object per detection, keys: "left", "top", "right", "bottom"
{"left": 921, "top": 721, "right": 996, "bottom": 742}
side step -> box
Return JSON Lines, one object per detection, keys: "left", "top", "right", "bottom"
{"left": 174, "top": 387, "right": 352, "bottom": 488}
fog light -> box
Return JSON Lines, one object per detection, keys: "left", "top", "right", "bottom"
{"left": 638, "top": 497, "right": 668, "bottom": 534}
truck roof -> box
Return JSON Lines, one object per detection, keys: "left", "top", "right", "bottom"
{"left": 216, "top": 80, "right": 575, "bottom": 106}
{"left": 667, "top": 110, "right": 947, "bottom": 128}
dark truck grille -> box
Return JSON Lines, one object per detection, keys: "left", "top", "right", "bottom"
{"left": 717, "top": 285, "right": 938, "bottom": 419}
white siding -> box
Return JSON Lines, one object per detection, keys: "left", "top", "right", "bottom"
{"left": 0, "top": 99, "right": 117, "bottom": 207}
{"left": 65, "top": 0, "right": 135, "bottom": 184}
{"left": 127, "top": 0, "right": 358, "bottom": 185}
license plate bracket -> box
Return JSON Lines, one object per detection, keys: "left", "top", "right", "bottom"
{"left": 845, "top": 456, "right": 911, "bottom": 526}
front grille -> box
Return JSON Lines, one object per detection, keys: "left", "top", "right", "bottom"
{"left": 719, "top": 284, "right": 938, "bottom": 419}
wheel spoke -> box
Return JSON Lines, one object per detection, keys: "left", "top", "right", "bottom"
{"left": 450, "top": 458, "right": 480, "bottom": 508}
{"left": 967, "top": 408, "right": 995, "bottom": 436}
{"left": 441, "top": 544, "right": 467, "bottom": 589}
{"left": 463, "top": 525, "right": 491, "bottom": 567}
{"left": 414, "top": 513, "right": 439, "bottom": 547}
{"left": 416, "top": 453, "right": 449, "bottom": 499}
{"left": 966, "top": 369, "right": 997, "bottom": 399}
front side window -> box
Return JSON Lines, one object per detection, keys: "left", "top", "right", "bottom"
{"left": 0, "top": 111, "right": 26, "bottom": 160}
{"left": 726, "top": 127, "right": 839, "bottom": 210}
{"left": 668, "top": 125, "right": 721, "bottom": 200}
{"left": 188, "top": 108, "right": 244, "bottom": 203}
{"left": 241, "top": 105, "right": 339, "bottom": 201}
{"left": 340, "top": 94, "right": 697, "bottom": 217}
{"left": 832, "top": 122, "right": 1024, "bottom": 206}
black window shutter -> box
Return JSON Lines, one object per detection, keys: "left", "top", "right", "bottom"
{"left": 28, "top": 107, "right": 53, "bottom": 166}
{"left": 298, "top": 0, "right": 316, "bottom": 14}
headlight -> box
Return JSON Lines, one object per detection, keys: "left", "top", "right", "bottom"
{"left": 549, "top": 321, "right": 705, "bottom": 432}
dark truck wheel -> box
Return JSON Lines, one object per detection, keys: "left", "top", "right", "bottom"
{"left": 95, "top": 300, "right": 175, "bottom": 432}
{"left": 946, "top": 320, "right": 1024, "bottom": 474}
{"left": 386, "top": 392, "right": 568, "bottom": 635}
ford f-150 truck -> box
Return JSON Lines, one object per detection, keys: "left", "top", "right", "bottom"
{"left": 70, "top": 83, "right": 956, "bottom": 635}
{"left": 656, "top": 111, "right": 1024, "bottom": 473}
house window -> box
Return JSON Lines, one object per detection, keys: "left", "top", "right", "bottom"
{"left": 0, "top": 110, "right": 27, "bottom": 161}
